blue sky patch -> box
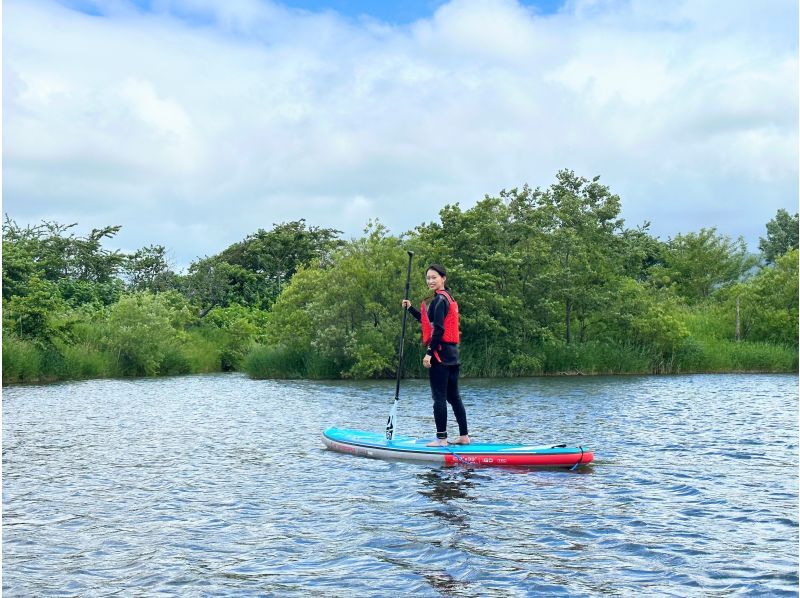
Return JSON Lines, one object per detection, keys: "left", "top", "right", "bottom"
{"left": 55, "top": 0, "right": 566, "bottom": 23}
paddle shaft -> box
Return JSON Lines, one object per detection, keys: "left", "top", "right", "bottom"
{"left": 386, "top": 250, "right": 413, "bottom": 439}
{"left": 395, "top": 251, "right": 414, "bottom": 399}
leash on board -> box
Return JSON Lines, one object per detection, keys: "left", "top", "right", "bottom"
{"left": 570, "top": 446, "right": 585, "bottom": 471}
{"left": 442, "top": 442, "right": 470, "bottom": 466}
{"left": 552, "top": 443, "right": 586, "bottom": 471}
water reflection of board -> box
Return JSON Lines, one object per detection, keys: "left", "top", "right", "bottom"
{"left": 322, "top": 428, "right": 594, "bottom": 469}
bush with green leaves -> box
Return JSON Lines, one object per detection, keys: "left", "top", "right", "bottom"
{"left": 101, "top": 292, "right": 189, "bottom": 376}
{"left": 719, "top": 249, "right": 798, "bottom": 347}
{"left": 254, "top": 223, "right": 412, "bottom": 378}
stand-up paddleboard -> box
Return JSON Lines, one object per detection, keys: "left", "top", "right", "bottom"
{"left": 322, "top": 427, "right": 594, "bottom": 468}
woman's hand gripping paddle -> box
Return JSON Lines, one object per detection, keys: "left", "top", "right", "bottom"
{"left": 386, "top": 250, "right": 414, "bottom": 441}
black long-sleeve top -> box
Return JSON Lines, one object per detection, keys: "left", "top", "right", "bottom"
{"left": 408, "top": 292, "right": 460, "bottom": 366}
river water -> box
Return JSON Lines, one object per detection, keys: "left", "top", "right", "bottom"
{"left": 3, "top": 373, "right": 798, "bottom": 596}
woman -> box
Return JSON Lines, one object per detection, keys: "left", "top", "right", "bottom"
{"left": 402, "top": 264, "right": 470, "bottom": 447}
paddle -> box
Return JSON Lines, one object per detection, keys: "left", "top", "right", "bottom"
{"left": 386, "top": 250, "right": 414, "bottom": 440}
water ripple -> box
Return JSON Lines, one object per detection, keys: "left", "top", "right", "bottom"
{"left": 3, "top": 373, "right": 798, "bottom": 596}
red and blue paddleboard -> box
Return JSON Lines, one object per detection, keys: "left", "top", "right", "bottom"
{"left": 322, "top": 427, "right": 594, "bottom": 468}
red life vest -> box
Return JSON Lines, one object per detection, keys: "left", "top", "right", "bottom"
{"left": 421, "top": 290, "right": 460, "bottom": 346}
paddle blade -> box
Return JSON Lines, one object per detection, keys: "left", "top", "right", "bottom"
{"left": 385, "top": 400, "right": 398, "bottom": 440}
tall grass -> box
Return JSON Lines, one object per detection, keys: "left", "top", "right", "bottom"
{"left": 181, "top": 332, "right": 223, "bottom": 373}
{"left": 5, "top": 308, "right": 796, "bottom": 384}
{"left": 4, "top": 327, "right": 240, "bottom": 384}
{"left": 244, "top": 345, "right": 307, "bottom": 379}
{"left": 3, "top": 336, "right": 45, "bottom": 383}
{"left": 539, "top": 341, "right": 653, "bottom": 375}
{"left": 672, "top": 338, "right": 798, "bottom": 373}
{"left": 672, "top": 305, "right": 798, "bottom": 373}
{"left": 58, "top": 344, "right": 115, "bottom": 380}
{"left": 239, "top": 333, "right": 798, "bottom": 380}
{"left": 2, "top": 337, "right": 113, "bottom": 383}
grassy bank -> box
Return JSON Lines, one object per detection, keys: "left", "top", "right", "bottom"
{"left": 3, "top": 331, "right": 224, "bottom": 385}
{"left": 6, "top": 337, "right": 795, "bottom": 385}
{"left": 4, "top": 295, "right": 797, "bottom": 385}
{"left": 242, "top": 337, "right": 798, "bottom": 380}
{"left": 2, "top": 294, "right": 266, "bottom": 385}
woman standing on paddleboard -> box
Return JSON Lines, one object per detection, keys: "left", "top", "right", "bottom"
{"left": 402, "top": 264, "right": 471, "bottom": 447}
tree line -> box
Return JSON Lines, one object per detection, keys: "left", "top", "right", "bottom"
{"left": 3, "top": 170, "right": 798, "bottom": 384}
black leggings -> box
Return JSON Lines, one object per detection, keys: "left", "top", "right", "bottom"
{"left": 429, "top": 362, "right": 468, "bottom": 439}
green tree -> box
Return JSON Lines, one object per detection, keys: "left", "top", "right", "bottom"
{"left": 618, "top": 223, "right": 667, "bottom": 283}
{"left": 413, "top": 197, "right": 530, "bottom": 354}
{"left": 183, "top": 257, "right": 262, "bottom": 317}
{"left": 218, "top": 220, "right": 343, "bottom": 303}
{"left": 2, "top": 220, "right": 40, "bottom": 301}
{"left": 124, "top": 245, "right": 178, "bottom": 292}
{"left": 409, "top": 171, "right": 678, "bottom": 371}
{"left": 723, "top": 249, "right": 799, "bottom": 346}
{"left": 611, "top": 278, "right": 690, "bottom": 358}
{"left": 525, "top": 170, "right": 625, "bottom": 344}
{"left": 183, "top": 220, "right": 343, "bottom": 316}
{"left": 759, "top": 209, "right": 799, "bottom": 264}
{"left": 656, "top": 228, "right": 757, "bottom": 302}
{"left": 3, "top": 276, "right": 70, "bottom": 344}
{"left": 266, "top": 223, "right": 410, "bottom": 378}
{"left": 2, "top": 216, "right": 126, "bottom": 305}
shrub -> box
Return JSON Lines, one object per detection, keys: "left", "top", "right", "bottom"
{"left": 2, "top": 335, "right": 43, "bottom": 383}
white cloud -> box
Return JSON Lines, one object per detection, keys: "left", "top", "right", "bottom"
{"left": 3, "top": 0, "right": 797, "bottom": 267}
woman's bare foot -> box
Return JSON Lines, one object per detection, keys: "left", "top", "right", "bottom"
{"left": 449, "top": 435, "right": 471, "bottom": 445}
{"left": 426, "top": 438, "right": 448, "bottom": 447}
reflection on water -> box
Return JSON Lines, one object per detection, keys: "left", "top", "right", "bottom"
{"left": 3, "top": 373, "right": 798, "bottom": 596}
{"left": 417, "top": 469, "right": 480, "bottom": 531}
{"left": 418, "top": 469, "right": 480, "bottom": 503}
{"left": 420, "top": 569, "right": 473, "bottom": 596}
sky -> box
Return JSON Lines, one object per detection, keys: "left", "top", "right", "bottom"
{"left": 4, "top": 0, "right": 798, "bottom": 269}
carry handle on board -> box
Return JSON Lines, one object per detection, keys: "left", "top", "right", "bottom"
{"left": 386, "top": 250, "right": 414, "bottom": 440}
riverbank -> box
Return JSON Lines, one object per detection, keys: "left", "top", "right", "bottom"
{"left": 241, "top": 336, "right": 798, "bottom": 379}
{"left": 5, "top": 336, "right": 796, "bottom": 385}
{"left": 5, "top": 207, "right": 797, "bottom": 387}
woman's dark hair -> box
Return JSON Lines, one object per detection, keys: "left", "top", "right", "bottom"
{"left": 427, "top": 264, "right": 447, "bottom": 278}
